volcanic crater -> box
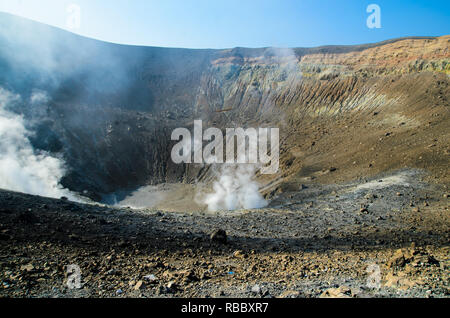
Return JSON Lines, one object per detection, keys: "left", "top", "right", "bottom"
{"left": 0, "top": 13, "right": 449, "bottom": 298}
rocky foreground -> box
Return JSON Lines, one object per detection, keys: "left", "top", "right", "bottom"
{"left": 0, "top": 169, "right": 448, "bottom": 298}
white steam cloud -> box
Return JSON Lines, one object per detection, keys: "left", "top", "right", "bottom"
{"left": 193, "top": 123, "right": 276, "bottom": 212}
{"left": 200, "top": 164, "right": 268, "bottom": 212}
{"left": 0, "top": 87, "right": 76, "bottom": 200}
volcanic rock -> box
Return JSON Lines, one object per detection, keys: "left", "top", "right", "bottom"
{"left": 210, "top": 229, "right": 227, "bottom": 244}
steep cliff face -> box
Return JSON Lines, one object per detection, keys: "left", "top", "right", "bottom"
{"left": 190, "top": 37, "right": 450, "bottom": 196}
{"left": 0, "top": 13, "right": 448, "bottom": 200}
{"left": 197, "top": 36, "right": 449, "bottom": 120}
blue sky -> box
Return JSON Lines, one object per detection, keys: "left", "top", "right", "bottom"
{"left": 1, "top": 0, "right": 449, "bottom": 48}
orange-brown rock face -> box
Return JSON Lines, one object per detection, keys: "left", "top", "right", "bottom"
{"left": 193, "top": 37, "right": 449, "bottom": 190}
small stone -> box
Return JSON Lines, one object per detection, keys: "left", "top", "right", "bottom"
{"left": 251, "top": 284, "right": 261, "bottom": 295}
{"left": 388, "top": 249, "right": 407, "bottom": 268}
{"left": 106, "top": 269, "right": 117, "bottom": 275}
{"left": 365, "top": 193, "right": 378, "bottom": 200}
{"left": 143, "top": 274, "right": 158, "bottom": 283}
{"left": 167, "top": 281, "right": 177, "bottom": 291}
{"left": 320, "top": 286, "right": 352, "bottom": 298}
{"left": 20, "top": 264, "right": 34, "bottom": 272}
{"left": 210, "top": 229, "right": 227, "bottom": 244}
{"left": 278, "top": 290, "right": 301, "bottom": 298}
{"left": 233, "top": 250, "right": 246, "bottom": 259}
{"left": 134, "top": 280, "right": 144, "bottom": 291}
{"left": 179, "top": 270, "right": 198, "bottom": 282}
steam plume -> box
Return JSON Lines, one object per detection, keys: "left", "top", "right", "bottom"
{"left": 0, "top": 87, "right": 76, "bottom": 200}
{"left": 201, "top": 164, "right": 268, "bottom": 212}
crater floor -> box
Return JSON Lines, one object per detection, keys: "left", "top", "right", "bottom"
{"left": 0, "top": 168, "right": 448, "bottom": 298}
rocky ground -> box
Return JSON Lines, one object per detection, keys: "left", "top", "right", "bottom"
{"left": 0, "top": 168, "right": 448, "bottom": 298}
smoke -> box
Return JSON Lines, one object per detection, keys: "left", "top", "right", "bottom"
{"left": 0, "top": 87, "right": 77, "bottom": 200}
{"left": 0, "top": 12, "right": 143, "bottom": 107}
{"left": 181, "top": 117, "right": 280, "bottom": 212}
{"left": 197, "top": 129, "right": 270, "bottom": 212}
{"left": 201, "top": 164, "right": 268, "bottom": 212}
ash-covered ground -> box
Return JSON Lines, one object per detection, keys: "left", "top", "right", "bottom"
{"left": 0, "top": 169, "right": 448, "bottom": 298}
